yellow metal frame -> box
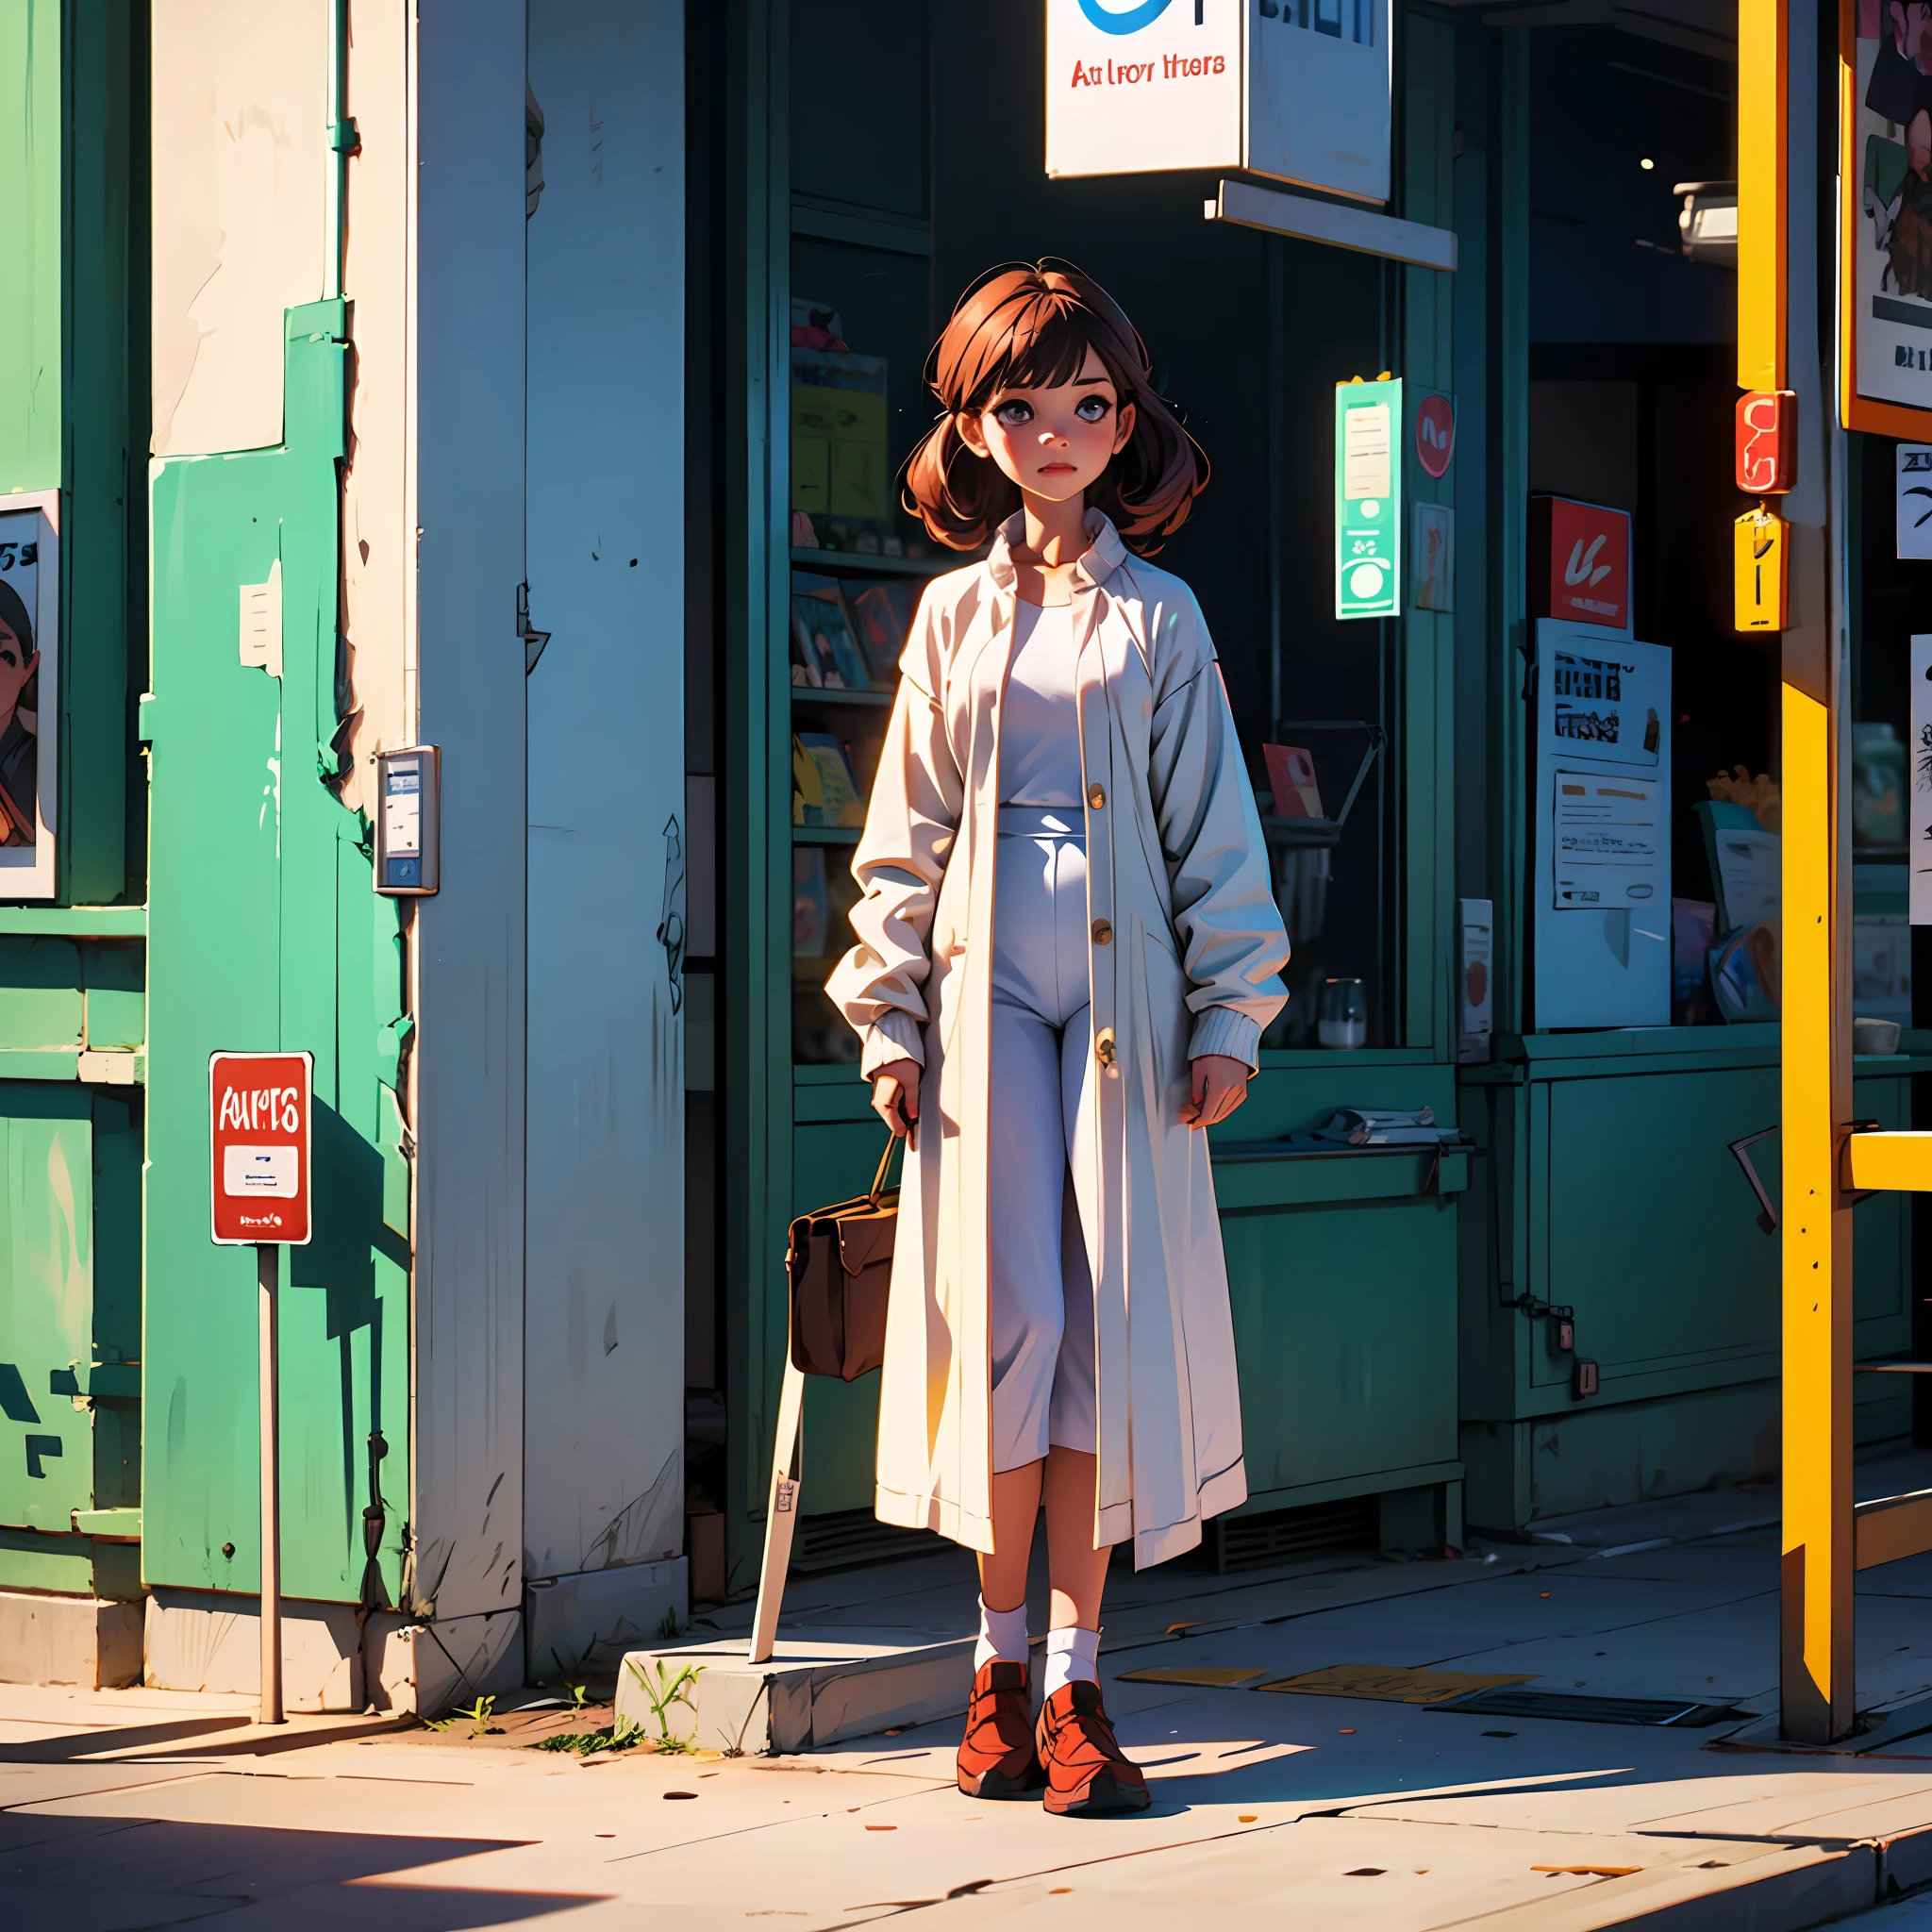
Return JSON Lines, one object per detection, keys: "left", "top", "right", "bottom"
{"left": 1740, "top": 0, "right": 1786, "bottom": 391}
{"left": 1757, "top": 0, "right": 1932, "bottom": 1742}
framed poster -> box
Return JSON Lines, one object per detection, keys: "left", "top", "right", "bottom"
{"left": 1843, "top": 0, "right": 1932, "bottom": 436}
{"left": 0, "top": 492, "right": 57, "bottom": 899}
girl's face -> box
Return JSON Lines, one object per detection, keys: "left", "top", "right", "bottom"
{"left": 0, "top": 622, "right": 34, "bottom": 714}
{"left": 958, "top": 343, "right": 1136, "bottom": 508}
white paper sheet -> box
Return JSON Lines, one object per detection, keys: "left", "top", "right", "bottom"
{"left": 1553, "top": 769, "right": 1663, "bottom": 909}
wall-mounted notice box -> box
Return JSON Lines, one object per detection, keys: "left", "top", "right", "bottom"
{"left": 375, "top": 745, "right": 440, "bottom": 896}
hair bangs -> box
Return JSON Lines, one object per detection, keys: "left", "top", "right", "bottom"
{"left": 903, "top": 261, "right": 1208, "bottom": 557}
{"left": 967, "top": 293, "right": 1102, "bottom": 412}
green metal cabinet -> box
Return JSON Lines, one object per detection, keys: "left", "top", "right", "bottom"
{"left": 1457, "top": 1028, "right": 1917, "bottom": 1530}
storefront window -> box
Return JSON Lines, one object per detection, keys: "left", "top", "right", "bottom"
{"left": 788, "top": 0, "right": 1406, "bottom": 1063}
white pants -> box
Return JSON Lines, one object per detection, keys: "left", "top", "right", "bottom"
{"left": 989, "top": 808, "right": 1099, "bottom": 1474}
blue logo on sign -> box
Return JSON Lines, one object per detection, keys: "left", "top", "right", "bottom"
{"left": 1077, "top": 0, "right": 1174, "bottom": 32}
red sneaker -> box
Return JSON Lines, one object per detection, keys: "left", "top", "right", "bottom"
{"left": 1036, "top": 1680, "right": 1151, "bottom": 1816}
{"left": 956, "top": 1660, "right": 1044, "bottom": 1799}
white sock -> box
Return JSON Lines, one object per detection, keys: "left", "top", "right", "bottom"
{"left": 1043, "top": 1625, "right": 1100, "bottom": 1697}
{"left": 974, "top": 1596, "right": 1028, "bottom": 1674}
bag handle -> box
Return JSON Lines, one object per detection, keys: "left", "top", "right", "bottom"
{"left": 868, "top": 1130, "right": 899, "bottom": 1208}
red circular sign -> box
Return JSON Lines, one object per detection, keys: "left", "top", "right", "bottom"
{"left": 1416, "top": 393, "right": 1456, "bottom": 478}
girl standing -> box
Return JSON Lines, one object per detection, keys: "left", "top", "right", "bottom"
{"left": 826, "top": 263, "right": 1289, "bottom": 1816}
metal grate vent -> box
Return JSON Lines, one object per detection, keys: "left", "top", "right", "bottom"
{"left": 1212, "top": 1496, "right": 1378, "bottom": 1574}
{"left": 789, "top": 1508, "right": 949, "bottom": 1576}
{"left": 1428, "top": 1690, "right": 1744, "bottom": 1728}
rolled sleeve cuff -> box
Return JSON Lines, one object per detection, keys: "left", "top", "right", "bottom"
{"left": 1188, "top": 1006, "right": 1262, "bottom": 1073}
{"left": 860, "top": 1010, "right": 927, "bottom": 1078}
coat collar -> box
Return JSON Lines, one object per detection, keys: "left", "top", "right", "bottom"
{"left": 985, "top": 508, "right": 1129, "bottom": 597}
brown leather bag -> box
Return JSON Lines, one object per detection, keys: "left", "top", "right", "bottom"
{"left": 786, "top": 1134, "right": 899, "bottom": 1380}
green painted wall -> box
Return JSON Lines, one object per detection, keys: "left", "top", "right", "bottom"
{"left": 0, "top": 3, "right": 144, "bottom": 1607}
{"left": 0, "top": 0, "right": 62, "bottom": 497}
{"left": 144, "top": 304, "right": 409, "bottom": 1609}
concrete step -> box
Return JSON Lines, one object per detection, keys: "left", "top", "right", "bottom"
{"left": 615, "top": 1626, "right": 974, "bottom": 1757}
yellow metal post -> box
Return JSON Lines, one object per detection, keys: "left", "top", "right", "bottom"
{"left": 1779, "top": 671, "right": 1855, "bottom": 1743}
{"left": 1744, "top": 0, "right": 1857, "bottom": 1743}
{"left": 1738, "top": 0, "right": 1788, "bottom": 394}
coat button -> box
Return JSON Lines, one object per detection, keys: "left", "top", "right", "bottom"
{"left": 1091, "top": 918, "right": 1112, "bottom": 945}
{"left": 1095, "top": 1028, "right": 1117, "bottom": 1070}
{"left": 1087, "top": 784, "right": 1106, "bottom": 809}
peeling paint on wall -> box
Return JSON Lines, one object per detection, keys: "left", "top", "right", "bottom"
{"left": 150, "top": 0, "right": 328, "bottom": 458}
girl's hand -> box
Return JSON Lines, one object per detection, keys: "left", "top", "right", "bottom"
{"left": 1180, "top": 1054, "right": 1250, "bottom": 1130}
{"left": 870, "top": 1058, "right": 921, "bottom": 1150}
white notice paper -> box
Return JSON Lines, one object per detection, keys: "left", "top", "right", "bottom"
{"left": 1553, "top": 769, "right": 1662, "bottom": 908}
{"left": 239, "top": 558, "right": 283, "bottom": 678}
{"left": 1913, "top": 633, "right": 1932, "bottom": 924}
{"left": 224, "top": 1143, "right": 297, "bottom": 1197}
{"left": 383, "top": 758, "right": 423, "bottom": 859}
{"left": 1709, "top": 824, "right": 1782, "bottom": 931}
{"left": 1343, "top": 404, "right": 1391, "bottom": 502}
{"left": 1901, "top": 449, "right": 1932, "bottom": 560}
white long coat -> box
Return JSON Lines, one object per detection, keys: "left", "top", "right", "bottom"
{"left": 826, "top": 511, "right": 1290, "bottom": 1569}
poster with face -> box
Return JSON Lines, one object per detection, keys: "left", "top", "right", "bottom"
{"left": 0, "top": 497, "right": 57, "bottom": 897}
{"left": 1853, "top": 0, "right": 1932, "bottom": 411}
{"left": 0, "top": 513, "right": 42, "bottom": 847}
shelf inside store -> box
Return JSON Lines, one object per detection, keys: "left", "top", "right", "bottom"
{"left": 790, "top": 683, "right": 893, "bottom": 708}
{"left": 794, "top": 824, "right": 863, "bottom": 845}
{"left": 1259, "top": 814, "right": 1344, "bottom": 848}
{"left": 791, "top": 546, "right": 968, "bottom": 578}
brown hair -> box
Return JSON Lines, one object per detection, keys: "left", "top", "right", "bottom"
{"left": 901, "top": 261, "right": 1208, "bottom": 557}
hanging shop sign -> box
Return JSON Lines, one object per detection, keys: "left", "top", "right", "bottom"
{"left": 1735, "top": 391, "right": 1796, "bottom": 494}
{"left": 1733, "top": 505, "right": 1788, "bottom": 632}
{"left": 209, "top": 1051, "right": 314, "bottom": 1247}
{"left": 0, "top": 491, "right": 58, "bottom": 900}
{"left": 1842, "top": 0, "right": 1932, "bottom": 436}
{"left": 1527, "top": 496, "right": 1631, "bottom": 634}
{"left": 1045, "top": 0, "right": 1393, "bottom": 206}
{"left": 1335, "top": 375, "right": 1401, "bottom": 620}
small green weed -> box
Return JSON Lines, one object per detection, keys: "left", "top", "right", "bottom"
{"left": 626, "top": 1657, "right": 704, "bottom": 1753}
{"left": 532, "top": 1714, "right": 650, "bottom": 1758}
{"left": 422, "top": 1693, "right": 499, "bottom": 1738}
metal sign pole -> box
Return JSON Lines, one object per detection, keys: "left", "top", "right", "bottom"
{"left": 258, "top": 1241, "right": 283, "bottom": 1725}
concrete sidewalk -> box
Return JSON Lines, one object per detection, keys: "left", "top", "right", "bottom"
{"left": 12, "top": 1459, "right": 1932, "bottom": 1928}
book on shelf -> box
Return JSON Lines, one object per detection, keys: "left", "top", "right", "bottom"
{"left": 1262, "top": 743, "right": 1324, "bottom": 820}
{"left": 849, "top": 579, "right": 918, "bottom": 685}
{"left": 792, "top": 733, "right": 824, "bottom": 824}
{"left": 791, "top": 574, "right": 870, "bottom": 691}
{"left": 795, "top": 731, "right": 867, "bottom": 828}
{"left": 793, "top": 846, "right": 829, "bottom": 957}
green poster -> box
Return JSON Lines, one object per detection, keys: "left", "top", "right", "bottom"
{"left": 1334, "top": 377, "right": 1402, "bottom": 621}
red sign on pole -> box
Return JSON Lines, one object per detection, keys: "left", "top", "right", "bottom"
{"left": 1415, "top": 392, "right": 1456, "bottom": 478}
{"left": 209, "top": 1051, "right": 313, "bottom": 1246}
{"left": 1735, "top": 390, "right": 1796, "bottom": 495}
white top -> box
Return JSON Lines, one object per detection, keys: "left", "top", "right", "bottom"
{"left": 999, "top": 600, "right": 1083, "bottom": 808}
